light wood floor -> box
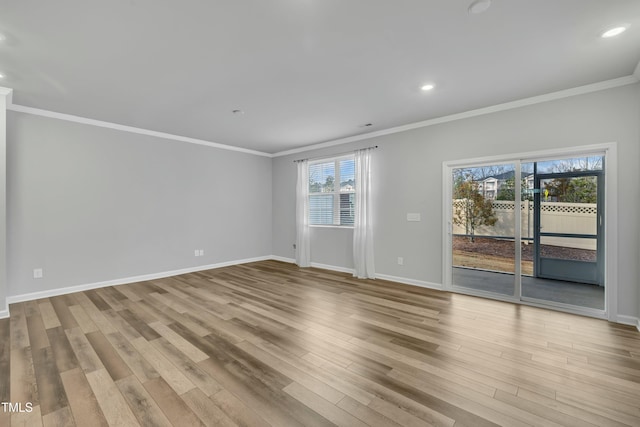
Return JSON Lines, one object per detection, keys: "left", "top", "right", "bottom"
{"left": 1, "top": 260, "right": 640, "bottom": 426}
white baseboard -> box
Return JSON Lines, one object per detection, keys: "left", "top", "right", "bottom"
{"left": 269, "top": 256, "right": 355, "bottom": 275}
{"left": 375, "top": 273, "right": 443, "bottom": 291}
{"left": 6, "top": 255, "right": 272, "bottom": 305}
{"left": 616, "top": 314, "right": 640, "bottom": 330}
{"left": 270, "top": 255, "right": 295, "bottom": 264}
{"left": 270, "top": 256, "right": 443, "bottom": 289}
{"left": 6, "top": 254, "right": 638, "bottom": 331}
{"left": 311, "top": 262, "right": 354, "bottom": 274}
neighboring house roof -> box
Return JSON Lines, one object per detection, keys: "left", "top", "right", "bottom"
{"left": 483, "top": 171, "right": 532, "bottom": 181}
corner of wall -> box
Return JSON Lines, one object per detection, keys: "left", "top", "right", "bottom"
{"left": 0, "top": 87, "right": 10, "bottom": 320}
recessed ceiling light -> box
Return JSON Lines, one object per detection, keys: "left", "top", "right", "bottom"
{"left": 601, "top": 26, "right": 627, "bottom": 38}
{"left": 0, "top": 33, "right": 6, "bottom": 42}
{"left": 421, "top": 84, "right": 435, "bottom": 91}
{"left": 0, "top": 73, "right": 5, "bottom": 79}
{"left": 468, "top": 0, "right": 491, "bottom": 14}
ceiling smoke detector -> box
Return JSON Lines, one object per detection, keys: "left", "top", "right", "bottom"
{"left": 468, "top": 0, "right": 491, "bottom": 14}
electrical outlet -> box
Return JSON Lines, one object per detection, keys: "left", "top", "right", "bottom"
{"left": 33, "top": 268, "right": 43, "bottom": 279}
{"left": 199, "top": 249, "right": 204, "bottom": 256}
{"left": 195, "top": 250, "right": 199, "bottom": 256}
{"left": 397, "top": 257, "right": 404, "bottom": 265}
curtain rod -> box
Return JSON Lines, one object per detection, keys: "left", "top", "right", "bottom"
{"left": 293, "top": 145, "right": 378, "bottom": 163}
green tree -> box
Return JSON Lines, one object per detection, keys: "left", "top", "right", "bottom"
{"left": 544, "top": 177, "right": 596, "bottom": 203}
{"left": 453, "top": 180, "right": 498, "bottom": 242}
{"left": 497, "top": 177, "right": 534, "bottom": 201}
{"left": 496, "top": 178, "right": 515, "bottom": 201}
{"left": 309, "top": 177, "right": 321, "bottom": 193}
{"left": 323, "top": 175, "right": 334, "bottom": 192}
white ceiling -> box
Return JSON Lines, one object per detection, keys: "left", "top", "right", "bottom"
{"left": 1, "top": 1, "right": 639, "bottom": 155}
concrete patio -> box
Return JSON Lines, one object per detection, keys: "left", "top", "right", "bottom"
{"left": 452, "top": 267, "right": 604, "bottom": 310}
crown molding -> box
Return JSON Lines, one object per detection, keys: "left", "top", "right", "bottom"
{"left": 6, "top": 103, "right": 273, "bottom": 158}
{"left": 4, "top": 74, "right": 638, "bottom": 159}
{"left": 272, "top": 75, "right": 639, "bottom": 157}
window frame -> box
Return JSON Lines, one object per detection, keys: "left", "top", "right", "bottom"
{"left": 308, "top": 154, "right": 355, "bottom": 227}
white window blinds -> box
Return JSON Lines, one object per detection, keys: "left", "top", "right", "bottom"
{"left": 309, "top": 156, "right": 355, "bottom": 226}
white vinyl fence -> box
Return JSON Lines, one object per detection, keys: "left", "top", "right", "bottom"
{"left": 452, "top": 200, "right": 597, "bottom": 250}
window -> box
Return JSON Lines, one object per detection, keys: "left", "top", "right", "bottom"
{"left": 309, "top": 156, "right": 355, "bottom": 226}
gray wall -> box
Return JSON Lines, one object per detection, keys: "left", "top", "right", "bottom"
{"left": 272, "top": 83, "right": 640, "bottom": 319}
{"left": 0, "top": 95, "right": 7, "bottom": 313}
{"left": 7, "top": 111, "right": 272, "bottom": 297}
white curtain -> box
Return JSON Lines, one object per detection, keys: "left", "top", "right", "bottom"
{"left": 295, "top": 160, "right": 311, "bottom": 267}
{"left": 353, "top": 148, "right": 375, "bottom": 278}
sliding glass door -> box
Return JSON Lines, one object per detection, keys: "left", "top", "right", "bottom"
{"left": 446, "top": 150, "right": 607, "bottom": 315}
{"left": 451, "top": 163, "right": 516, "bottom": 297}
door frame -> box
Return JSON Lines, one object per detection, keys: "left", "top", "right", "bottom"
{"left": 443, "top": 143, "right": 618, "bottom": 321}
{"left": 534, "top": 170, "right": 604, "bottom": 285}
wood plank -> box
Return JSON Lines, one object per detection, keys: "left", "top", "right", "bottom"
{"left": 150, "top": 337, "right": 221, "bottom": 397}
{"left": 336, "top": 395, "right": 405, "bottom": 427}
{"left": 149, "top": 321, "right": 209, "bottom": 363}
{"left": 65, "top": 327, "right": 104, "bottom": 374}
{"left": 60, "top": 367, "right": 109, "bottom": 427}
{"left": 38, "top": 300, "right": 62, "bottom": 329}
{"left": 85, "top": 368, "right": 139, "bottom": 426}
{"left": 113, "top": 284, "right": 143, "bottom": 302}
{"left": 86, "top": 330, "right": 133, "bottom": 381}
{"left": 209, "top": 388, "right": 271, "bottom": 427}
{"left": 198, "top": 357, "right": 308, "bottom": 427}
{"left": 105, "top": 331, "right": 160, "bottom": 383}
{"left": 129, "top": 336, "right": 195, "bottom": 395}
{"left": 181, "top": 388, "right": 237, "bottom": 427}
{"left": 101, "top": 308, "right": 144, "bottom": 341}
{"left": 237, "top": 339, "right": 345, "bottom": 404}
{"left": 26, "top": 309, "right": 50, "bottom": 351}
{"left": 72, "top": 293, "right": 118, "bottom": 335}
{"left": 46, "top": 326, "right": 80, "bottom": 373}
{"left": 32, "top": 346, "right": 69, "bottom": 415}
{"left": 0, "top": 410, "right": 9, "bottom": 427}
{"left": 50, "top": 296, "right": 80, "bottom": 330}
{"left": 49, "top": 295, "right": 78, "bottom": 329}
{"left": 42, "top": 406, "right": 75, "bottom": 427}
{"left": 143, "top": 377, "right": 206, "bottom": 427}
{"left": 5, "top": 261, "right": 640, "bottom": 427}
{"left": 10, "top": 303, "right": 30, "bottom": 350}
{"left": 84, "top": 290, "right": 111, "bottom": 311}
{"left": 0, "top": 318, "right": 10, "bottom": 402}
{"left": 67, "top": 304, "right": 99, "bottom": 334}
{"left": 116, "top": 375, "right": 173, "bottom": 427}
{"left": 95, "top": 287, "right": 126, "bottom": 311}
{"left": 10, "top": 346, "right": 39, "bottom": 406}
{"left": 283, "top": 381, "right": 369, "bottom": 427}
{"left": 10, "top": 403, "right": 43, "bottom": 427}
